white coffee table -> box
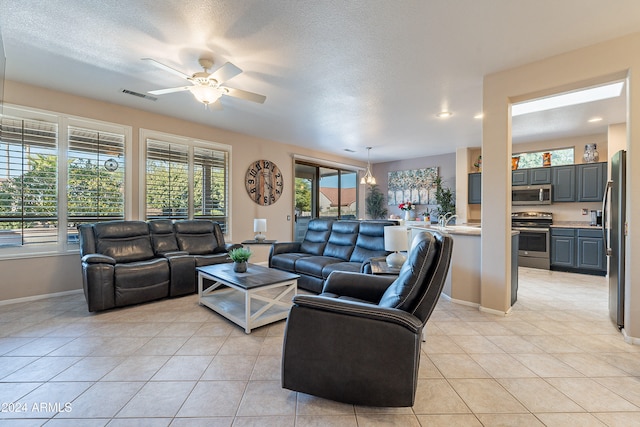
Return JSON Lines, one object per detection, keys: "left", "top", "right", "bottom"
{"left": 197, "top": 263, "right": 299, "bottom": 333}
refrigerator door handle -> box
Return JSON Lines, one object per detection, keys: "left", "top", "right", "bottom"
{"left": 602, "top": 180, "right": 612, "bottom": 256}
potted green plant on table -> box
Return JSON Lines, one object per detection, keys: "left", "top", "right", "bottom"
{"left": 433, "top": 176, "right": 455, "bottom": 224}
{"left": 229, "top": 247, "right": 252, "bottom": 273}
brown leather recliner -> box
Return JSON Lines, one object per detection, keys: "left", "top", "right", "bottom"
{"left": 281, "top": 230, "right": 453, "bottom": 407}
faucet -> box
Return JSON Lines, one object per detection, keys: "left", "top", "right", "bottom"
{"left": 439, "top": 212, "right": 457, "bottom": 228}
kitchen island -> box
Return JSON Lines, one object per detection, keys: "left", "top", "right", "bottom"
{"left": 406, "top": 222, "right": 520, "bottom": 311}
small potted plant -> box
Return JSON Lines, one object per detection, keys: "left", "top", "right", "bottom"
{"left": 229, "top": 247, "right": 252, "bottom": 273}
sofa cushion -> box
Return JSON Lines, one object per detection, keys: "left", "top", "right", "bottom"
{"left": 271, "top": 253, "right": 312, "bottom": 272}
{"left": 378, "top": 232, "right": 438, "bottom": 311}
{"left": 148, "top": 219, "right": 179, "bottom": 255}
{"left": 321, "top": 261, "right": 361, "bottom": 279}
{"left": 295, "top": 256, "right": 343, "bottom": 279}
{"left": 94, "top": 221, "right": 155, "bottom": 263}
{"left": 114, "top": 258, "right": 170, "bottom": 306}
{"left": 174, "top": 220, "right": 219, "bottom": 255}
{"left": 349, "top": 221, "right": 394, "bottom": 262}
{"left": 299, "top": 219, "right": 332, "bottom": 255}
{"left": 323, "top": 221, "right": 359, "bottom": 261}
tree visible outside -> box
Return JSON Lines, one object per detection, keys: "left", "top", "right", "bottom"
{"left": 514, "top": 148, "right": 574, "bottom": 169}
{"left": 295, "top": 177, "right": 311, "bottom": 215}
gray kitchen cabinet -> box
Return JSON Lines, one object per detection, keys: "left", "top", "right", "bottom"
{"left": 577, "top": 162, "right": 607, "bottom": 202}
{"left": 552, "top": 165, "right": 576, "bottom": 202}
{"left": 551, "top": 227, "right": 606, "bottom": 274}
{"left": 468, "top": 173, "right": 482, "bottom": 204}
{"left": 512, "top": 167, "right": 551, "bottom": 186}
{"left": 551, "top": 228, "right": 575, "bottom": 268}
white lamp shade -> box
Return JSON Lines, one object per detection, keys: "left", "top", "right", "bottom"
{"left": 253, "top": 219, "right": 267, "bottom": 233}
{"left": 384, "top": 226, "right": 408, "bottom": 252}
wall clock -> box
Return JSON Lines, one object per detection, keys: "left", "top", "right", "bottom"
{"left": 245, "top": 159, "right": 284, "bottom": 205}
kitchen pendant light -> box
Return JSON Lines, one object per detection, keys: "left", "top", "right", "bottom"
{"left": 360, "top": 147, "right": 376, "bottom": 185}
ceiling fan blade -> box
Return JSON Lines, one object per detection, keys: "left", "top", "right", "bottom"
{"left": 142, "top": 58, "right": 191, "bottom": 80}
{"left": 148, "top": 86, "right": 191, "bottom": 95}
{"left": 210, "top": 62, "right": 242, "bottom": 84}
{"left": 223, "top": 87, "right": 266, "bottom": 104}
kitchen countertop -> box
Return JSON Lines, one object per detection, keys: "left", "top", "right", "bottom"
{"left": 551, "top": 221, "right": 603, "bottom": 230}
{"left": 405, "top": 222, "right": 520, "bottom": 236}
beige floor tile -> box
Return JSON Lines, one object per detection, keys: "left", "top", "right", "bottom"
{"left": 476, "top": 413, "right": 545, "bottom": 426}
{"left": 294, "top": 415, "right": 356, "bottom": 427}
{"left": 423, "top": 335, "right": 465, "bottom": 354}
{"left": 0, "top": 356, "right": 39, "bottom": 379}
{"left": 417, "top": 353, "right": 443, "bottom": 378}
{"left": 430, "top": 321, "right": 480, "bottom": 336}
{"left": 595, "top": 377, "right": 640, "bottom": 407}
{"left": 250, "top": 354, "right": 281, "bottom": 381}
{"left": 201, "top": 354, "right": 257, "bottom": 381}
{"left": 546, "top": 377, "right": 639, "bottom": 412}
{"left": 416, "top": 414, "right": 482, "bottom": 426}
{"left": 45, "top": 419, "right": 110, "bottom": 427}
{"left": 4, "top": 337, "right": 74, "bottom": 356}
{"left": 497, "top": 378, "right": 584, "bottom": 412}
{"left": 151, "top": 355, "right": 212, "bottom": 381}
{"left": 2, "top": 356, "right": 81, "bottom": 382}
{"left": 450, "top": 335, "right": 505, "bottom": 353}
{"left": 116, "top": 381, "right": 195, "bottom": 418}
{"left": 104, "top": 417, "right": 172, "bottom": 426}
{"left": 520, "top": 334, "right": 582, "bottom": 353}
{"left": 89, "top": 336, "right": 149, "bottom": 356}
{"left": 593, "top": 412, "right": 640, "bottom": 426}
{"left": 133, "top": 336, "right": 189, "bottom": 355}
{"left": 233, "top": 416, "right": 295, "bottom": 426}
{"left": 0, "top": 382, "right": 42, "bottom": 404}
{"left": 553, "top": 352, "right": 629, "bottom": 377}
{"left": 411, "top": 379, "right": 471, "bottom": 414}
{"left": 11, "top": 382, "right": 92, "bottom": 419}
{"left": 355, "top": 413, "right": 421, "bottom": 426}
{"left": 218, "top": 335, "right": 265, "bottom": 356}
{"left": 486, "top": 335, "right": 544, "bottom": 353}
{"left": 428, "top": 353, "right": 490, "bottom": 378}
{"left": 449, "top": 379, "right": 527, "bottom": 413}
{"left": 236, "top": 380, "right": 296, "bottom": 416}
{"left": 175, "top": 335, "right": 225, "bottom": 355}
{"left": 535, "top": 412, "right": 606, "bottom": 427}
{"left": 101, "top": 355, "right": 170, "bottom": 381}
{"left": 170, "top": 417, "right": 232, "bottom": 427}
{"left": 55, "top": 381, "right": 143, "bottom": 418}
{"left": 469, "top": 353, "right": 537, "bottom": 378}
{"left": 510, "top": 353, "right": 584, "bottom": 377}
{"left": 156, "top": 322, "right": 200, "bottom": 337}
{"left": 51, "top": 356, "right": 125, "bottom": 381}
{"left": 176, "top": 381, "right": 247, "bottom": 417}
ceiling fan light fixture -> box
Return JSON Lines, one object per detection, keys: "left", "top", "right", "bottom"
{"left": 188, "top": 85, "right": 223, "bottom": 105}
{"left": 360, "top": 147, "right": 377, "bottom": 185}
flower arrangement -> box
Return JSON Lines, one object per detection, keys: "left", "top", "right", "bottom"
{"left": 398, "top": 201, "right": 415, "bottom": 211}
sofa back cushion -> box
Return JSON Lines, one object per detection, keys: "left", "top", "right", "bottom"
{"left": 349, "top": 221, "right": 394, "bottom": 262}
{"left": 323, "top": 221, "right": 359, "bottom": 261}
{"left": 94, "top": 221, "right": 155, "bottom": 263}
{"left": 299, "top": 219, "right": 333, "bottom": 255}
{"left": 174, "top": 220, "right": 222, "bottom": 255}
{"left": 148, "top": 219, "right": 179, "bottom": 255}
{"left": 378, "top": 231, "right": 453, "bottom": 323}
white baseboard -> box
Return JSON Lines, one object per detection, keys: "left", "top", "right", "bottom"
{"left": 0, "top": 288, "right": 83, "bottom": 307}
{"left": 622, "top": 328, "right": 640, "bottom": 345}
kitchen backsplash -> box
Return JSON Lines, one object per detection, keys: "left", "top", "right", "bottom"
{"left": 512, "top": 202, "right": 602, "bottom": 222}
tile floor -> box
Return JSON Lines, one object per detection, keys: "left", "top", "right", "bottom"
{"left": 1, "top": 267, "right": 640, "bottom": 426}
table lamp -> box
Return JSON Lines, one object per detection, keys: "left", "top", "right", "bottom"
{"left": 384, "top": 226, "right": 408, "bottom": 268}
{"left": 254, "top": 218, "right": 267, "bottom": 242}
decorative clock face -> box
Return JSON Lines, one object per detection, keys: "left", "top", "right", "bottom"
{"left": 104, "top": 158, "right": 119, "bottom": 172}
{"left": 245, "top": 159, "right": 284, "bottom": 205}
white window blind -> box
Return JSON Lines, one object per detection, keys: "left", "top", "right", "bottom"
{"left": 67, "top": 126, "right": 125, "bottom": 236}
{"left": 0, "top": 117, "right": 58, "bottom": 247}
{"left": 146, "top": 139, "right": 189, "bottom": 219}
{"left": 145, "top": 137, "right": 229, "bottom": 233}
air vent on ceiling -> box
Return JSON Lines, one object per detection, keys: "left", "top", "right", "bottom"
{"left": 121, "top": 89, "right": 157, "bottom": 101}
{"left": 344, "top": 148, "right": 356, "bottom": 153}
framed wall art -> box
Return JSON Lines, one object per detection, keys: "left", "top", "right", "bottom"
{"left": 387, "top": 167, "right": 438, "bottom": 206}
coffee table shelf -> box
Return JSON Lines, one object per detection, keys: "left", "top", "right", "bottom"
{"left": 197, "top": 263, "right": 298, "bottom": 333}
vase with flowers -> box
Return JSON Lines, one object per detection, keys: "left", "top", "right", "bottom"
{"left": 399, "top": 201, "right": 415, "bottom": 221}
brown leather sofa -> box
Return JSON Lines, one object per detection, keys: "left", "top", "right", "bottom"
{"left": 78, "top": 219, "right": 240, "bottom": 312}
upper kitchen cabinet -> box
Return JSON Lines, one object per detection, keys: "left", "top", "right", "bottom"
{"left": 577, "top": 162, "right": 607, "bottom": 202}
{"left": 552, "top": 165, "right": 576, "bottom": 202}
{"left": 512, "top": 167, "right": 551, "bottom": 186}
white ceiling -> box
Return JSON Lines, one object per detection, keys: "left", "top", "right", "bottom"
{"left": 0, "top": 1, "right": 638, "bottom": 163}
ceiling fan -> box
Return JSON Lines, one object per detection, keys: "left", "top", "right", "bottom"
{"left": 142, "top": 57, "right": 266, "bottom": 109}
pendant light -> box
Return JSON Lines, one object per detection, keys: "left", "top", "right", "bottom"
{"left": 360, "top": 147, "right": 376, "bottom": 185}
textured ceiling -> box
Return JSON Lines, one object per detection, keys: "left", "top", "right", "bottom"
{"left": 0, "top": 0, "right": 638, "bottom": 162}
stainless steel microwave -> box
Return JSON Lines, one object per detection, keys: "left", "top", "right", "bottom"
{"left": 512, "top": 184, "right": 552, "bottom": 205}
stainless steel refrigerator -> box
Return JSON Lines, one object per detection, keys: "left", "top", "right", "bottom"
{"left": 603, "top": 150, "right": 626, "bottom": 329}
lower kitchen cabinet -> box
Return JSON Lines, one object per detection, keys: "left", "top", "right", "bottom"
{"left": 550, "top": 228, "right": 606, "bottom": 275}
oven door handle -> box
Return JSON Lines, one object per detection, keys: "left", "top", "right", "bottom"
{"left": 512, "top": 227, "right": 549, "bottom": 233}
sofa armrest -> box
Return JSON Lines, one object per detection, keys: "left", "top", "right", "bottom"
{"left": 292, "top": 294, "right": 421, "bottom": 333}
{"left": 322, "top": 271, "right": 395, "bottom": 304}
{"left": 81, "top": 253, "right": 116, "bottom": 265}
{"left": 223, "top": 243, "right": 243, "bottom": 252}
{"left": 270, "top": 241, "right": 302, "bottom": 256}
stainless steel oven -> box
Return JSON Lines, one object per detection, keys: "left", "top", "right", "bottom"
{"left": 512, "top": 212, "right": 552, "bottom": 269}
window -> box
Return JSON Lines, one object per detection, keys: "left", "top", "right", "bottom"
{"left": 67, "top": 126, "right": 125, "bottom": 241}
{"left": 0, "top": 116, "right": 58, "bottom": 247}
{"left": 0, "top": 105, "right": 131, "bottom": 256}
{"left": 514, "top": 148, "right": 574, "bottom": 169}
{"left": 143, "top": 131, "right": 230, "bottom": 233}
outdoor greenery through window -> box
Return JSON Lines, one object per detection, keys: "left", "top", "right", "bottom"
{"left": 0, "top": 106, "right": 129, "bottom": 252}
{"left": 144, "top": 133, "right": 229, "bottom": 233}
{"left": 514, "top": 147, "right": 574, "bottom": 168}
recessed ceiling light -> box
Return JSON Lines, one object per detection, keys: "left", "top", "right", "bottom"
{"left": 474, "top": 113, "right": 484, "bottom": 119}
{"left": 436, "top": 111, "right": 453, "bottom": 118}
{"left": 512, "top": 81, "right": 624, "bottom": 116}
{"left": 588, "top": 117, "right": 603, "bottom": 123}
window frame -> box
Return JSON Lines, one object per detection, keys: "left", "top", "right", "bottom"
{"left": 0, "top": 104, "right": 132, "bottom": 259}
{"left": 139, "top": 128, "right": 232, "bottom": 239}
